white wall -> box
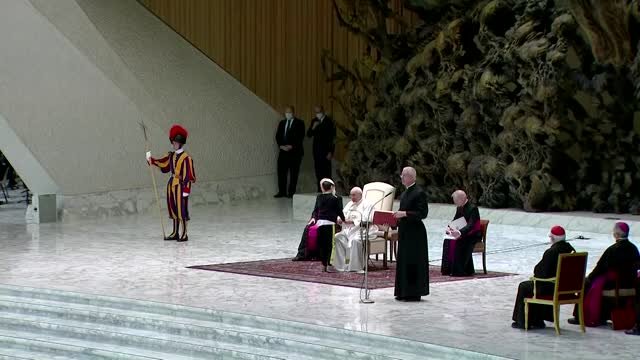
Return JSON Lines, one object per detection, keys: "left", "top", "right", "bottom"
{"left": 0, "top": 0, "right": 279, "bottom": 199}
{"left": 0, "top": 113, "right": 58, "bottom": 195}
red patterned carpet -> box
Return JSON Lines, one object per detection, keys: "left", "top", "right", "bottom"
{"left": 187, "top": 259, "right": 514, "bottom": 289}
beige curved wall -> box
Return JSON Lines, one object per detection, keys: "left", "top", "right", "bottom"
{"left": 0, "top": 0, "right": 280, "bottom": 208}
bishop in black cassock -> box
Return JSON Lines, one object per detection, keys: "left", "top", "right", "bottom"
{"left": 511, "top": 226, "right": 575, "bottom": 329}
{"left": 394, "top": 167, "right": 430, "bottom": 301}
{"left": 568, "top": 222, "right": 640, "bottom": 326}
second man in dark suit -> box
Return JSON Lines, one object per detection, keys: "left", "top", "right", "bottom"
{"left": 307, "top": 105, "right": 336, "bottom": 192}
{"left": 275, "top": 106, "right": 305, "bottom": 198}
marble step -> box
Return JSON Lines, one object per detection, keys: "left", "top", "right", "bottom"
{"left": 0, "top": 285, "right": 425, "bottom": 357}
{"left": 0, "top": 329, "right": 198, "bottom": 360}
{"left": 0, "top": 333, "right": 159, "bottom": 360}
{"left": 0, "top": 354, "right": 39, "bottom": 360}
{"left": 0, "top": 300, "right": 396, "bottom": 360}
{"left": 0, "top": 284, "right": 508, "bottom": 360}
{"left": 0, "top": 352, "right": 38, "bottom": 360}
{"left": 0, "top": 316, "right": 299, "bottom": 360}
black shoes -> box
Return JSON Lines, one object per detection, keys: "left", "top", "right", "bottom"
{"left": 395, "top": 296, "right": 421, "bottom": 302}
{"left": 511, "top": 321, "right": 546, "bottom": 330}
{"left": 274, "top": 193, "right": 286, "bottom": 198}
{"left": 164, "top": 235, "right": 187, "bottom": 242}
{"left": 625, "top": 326, "right": 640, "bottom": 335}
{"left": 567, "top": 318, "right": 580, "bottom": 325}
{"left": 291, "top": 256, "right": 304, "bottom": 261}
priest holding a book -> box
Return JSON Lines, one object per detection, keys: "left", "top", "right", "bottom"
{"left": 443, "top": 190, "right": 482, "bottom": 276}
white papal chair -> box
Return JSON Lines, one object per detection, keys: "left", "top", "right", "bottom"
{"left": 362, "top": 182, "right": 395, "bottom": 269}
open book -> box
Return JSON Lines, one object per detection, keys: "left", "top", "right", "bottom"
{"left": 449, "top": 217, "right": 467, "bottom": 230}
{"left": 444, "top": 217, "right": 467, "bottom": 239}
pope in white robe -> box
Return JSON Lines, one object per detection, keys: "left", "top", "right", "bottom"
{"left": 334, "top": 187, "right": 378, "bottom": 272}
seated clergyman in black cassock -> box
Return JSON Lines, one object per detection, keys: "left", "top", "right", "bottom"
{"left": 511, "top": 226, "right": 575, "bottom": 330}
{"left": 446, "top": 190, "right": 482, "bottom": 276}
{"left": 567, "top": 222, "right": 640, "bottom": 327}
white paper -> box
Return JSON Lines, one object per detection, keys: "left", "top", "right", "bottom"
{"left": 449, "top": 217, "right": 467, "bottom": 230}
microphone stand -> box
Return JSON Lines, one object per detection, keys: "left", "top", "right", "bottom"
{"left": 360, "top": 191, "right": 394, "bottom": 304}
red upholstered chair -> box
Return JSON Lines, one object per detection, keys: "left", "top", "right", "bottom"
{"left": 602, "top": 266, "right": 639, "bottom": 330}
{"left": 602, "top": 267, "right": 638, "bottom": 306}
{"left": 525, "top": 252, "right": 588, "bottom": 335}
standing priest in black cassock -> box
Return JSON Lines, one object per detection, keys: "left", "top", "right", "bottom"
{"left": 511, "top": 226, "right": 575, "bottom": 329}
{"left": 393, "top": 167, "right": 430, "bottom": 301}
{"left": 274, "top": 105, "right": 305, "bottom": 198}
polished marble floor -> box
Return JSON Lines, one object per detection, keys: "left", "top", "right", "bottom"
{"left": 0, "top": 196, "right": 638, "bottom": 360}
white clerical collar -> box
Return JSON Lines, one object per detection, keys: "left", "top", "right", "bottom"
{"left": 175, "top": 148, "right": 184, "bottom": 154}
{"left": 407, "top": 182, "right": 416, "bottom": 188}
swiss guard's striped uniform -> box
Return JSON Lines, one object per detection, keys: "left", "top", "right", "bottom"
{"left": 150, "top": 125, "right": 196, "bottom": 241}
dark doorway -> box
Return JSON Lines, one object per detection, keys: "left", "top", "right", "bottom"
{"left": 0, "top": 151, "right": 31, "bottom": 208}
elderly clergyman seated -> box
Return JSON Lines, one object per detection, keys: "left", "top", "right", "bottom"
{"left": 445, "top": 190, "right": 482, "bottom": 276}
{"left": 567, "top": 222, "right": 640, "bottom": 327}
{"left": 511, "top": 226, "right": 575, "bottom": 330}
{"left": 333, "top": 187, "right": 378, "bottom": 272}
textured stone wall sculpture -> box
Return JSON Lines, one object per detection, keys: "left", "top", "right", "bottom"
{"left": 326, "top": 0, "right": 640, "bottom": 214}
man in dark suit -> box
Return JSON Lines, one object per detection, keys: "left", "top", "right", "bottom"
{"left": 275, "top": 105, "right": 305, "bottom": 198}
{"left": 511, "top": 226, "right": 575, "bottom": 329}
{"left": 306, "top": 105, "right": 335, "bottom": 192}
{"left": 446, "top": 190, "right": 482, "bottom": 276}
{"left": 393, "top": 166, "right": 429, "bottom": 301}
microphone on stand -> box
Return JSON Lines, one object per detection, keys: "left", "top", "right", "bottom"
{"left": 360, "top": 190, "right": 395, "bottom": 304}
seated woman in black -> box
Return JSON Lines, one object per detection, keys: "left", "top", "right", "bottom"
{"left": 308, "top": 178, "right": 345, "bottom": 272}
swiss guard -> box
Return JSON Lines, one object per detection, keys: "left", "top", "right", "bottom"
{"left": 146, "top": 125, "right": 196, "bottom": 242}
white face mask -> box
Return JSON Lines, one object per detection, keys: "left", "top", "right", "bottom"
{"left": 285, "top": 113, "right": 293, "bottom": 120}
{"left": 316, "top": 113, "right": 324, "bottom": 120}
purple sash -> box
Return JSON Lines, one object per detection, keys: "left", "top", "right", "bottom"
{"left": 307, "top": 224, "right": 319, "bottom": 251}
{"left": 448, "top": 239, "right": 457, "bottom": 263}
{"left": 467, "top": 219, "right": 482, "bottom": 236}
{"left": 441, "top": 238, "right": 457, "bottom": 275}
{"left": 583, "top": 274, "right": 607, "bottom": 327}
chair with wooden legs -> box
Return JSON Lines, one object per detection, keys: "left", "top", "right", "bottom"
{"left": 525, "top": 252, "right": 588, "bottom": 335}
{"left": 472, "top": 220, "right": 489, "bottom": 274}
{"left": 362, "top": 182, "right": 395, "bottom": 269}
